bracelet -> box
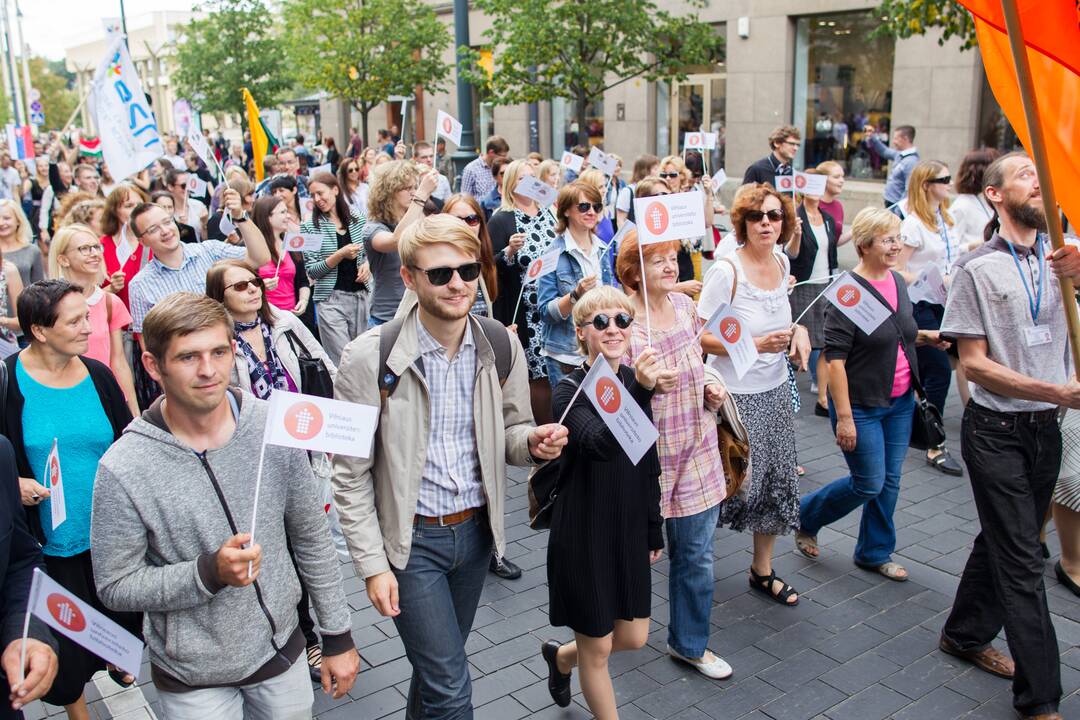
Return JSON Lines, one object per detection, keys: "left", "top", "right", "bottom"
{"left": 569, "top": 289, "right": 580, "bottom": 303}
{"left": 411, "top": 197, "right": 428, "bottom": 206}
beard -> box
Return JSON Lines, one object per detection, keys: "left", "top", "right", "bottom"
{"left": 1005, "top": 196, "right": 1047, "bottom": 231}
{"left": 417, "top": 285, "right": 477, "bottom": 322}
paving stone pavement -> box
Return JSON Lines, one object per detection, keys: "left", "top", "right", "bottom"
{"left": 27, "top": 379, "right": 1080, "bottom": 719}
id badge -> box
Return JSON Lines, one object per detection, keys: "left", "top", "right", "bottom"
{"left": 1024, "top": 325, "right": 1052, "bottom": 347}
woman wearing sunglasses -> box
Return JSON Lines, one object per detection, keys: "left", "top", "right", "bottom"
{"left": 490, "top": 159, "right": 560, "bottom": 422}
{"left": 699, "top": 183, "right": 810, "bottom": 609}
{"left": 540, "top": 286, "right": 664, "bottom": 718}
{"left": 538, "top": 181, "right": 615, "bottom": 390}
{"left": 337, "top": 157, "right": 369, "bottom": 213}
{"left": 617, "top": 231, "right": 733, "bottom": 681}
{"left": 895, "top": 160, "right": 963, "bottom": 477}
{"left": 657, "top": 156, "right": 714, "bottom": 295}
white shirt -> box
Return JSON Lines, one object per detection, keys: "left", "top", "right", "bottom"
{"left": 809, "top": 220, "right": 830, "bottom": 282}
{"left": 177, "top": 198, "right": 208, "bottom": 242}
{"left": 616, "top": 184, "right": 634, "bottom": 213}
{"left": 950, "top": 193, "right": 993, "bottom": 251}
{"left": 164, "top": 154, "right": 187, "bottom": 171}
{"left": 901, "top": 211, "right": 960, "bottom": 283}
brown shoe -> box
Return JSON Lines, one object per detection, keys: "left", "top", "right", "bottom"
{"left": 939, "top": 634, "right": 1015, "bottom": 679}
{"left": 1020, "top": 714, "right": 1062, "bottom": 719}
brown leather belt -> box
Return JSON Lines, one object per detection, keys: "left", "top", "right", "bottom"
{"left": 414, "top": 507, "right": 482, "bottom": 526}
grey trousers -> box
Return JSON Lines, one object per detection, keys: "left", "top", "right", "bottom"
{"left": 317, "top": 289, "right": 370, "bottom": 366}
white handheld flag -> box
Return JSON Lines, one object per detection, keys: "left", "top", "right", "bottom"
{"left": 683, "top": 132, "right": 706, "bottom": 150}
{"left": 308, "top": 163, "right": 331, "bottom": 178}
{"left": 711, "top": 168, "right": 727, "bottom": 190}
{"left": 300, "top": 198, "right": 315, "bottom": 222}
{"left": 28, "top": 568, "right": 143, "bottom": 676}
{"left": 825, "top": 273, "right": 892, "bottom": 335}
{"left": 633, "top": 190, "right": 706, "bottom": 245}
{"left": 606, "top": 220, "right": 635, "bottom": 252}
{"left": 186, "top": 175, "right": 208, "bottom": 198}
{"left": 218, "top": 213, "right": 236, "bottom": 237}
{"left": 525, "top": 248, "right": 561, "bottom": 283}
{"left": 775, "top": 174, "right": 795, "bottom": 193}
{"left": 43, "top": 439, "right": 65, "bottom": 530}
{"left": 90, "top": 35, "right": 163, "bottom": 182}
{"left": 793, "top": 171, "right": 828, "bottom": 196}
{"left": 579, "top": 360, "right": 658, "bottom": 465}
{"left": 435, "top": 110, "right": 463, "bottom": 146}
{"left": 560, "top": 151, "right": 584, "bottom": 173}
{"left": 700, "top": 304, "right": 759, "bottom": 379}
{"left": 908, "top": 265, "right": 947, "bottom": 306}
{"left": 185, "top": 127, "right": 217, "bottom": 176}
{"left": 587, "top": 146, "right": 619, "bottom": 176}
{"left": 514, "top": 176, "right": 558, "bottom": 207}
{"left": 704, "top": 132, "right": 718, "bottom": 150}
{"left": 263, "top": 391, "right": 378, "bottom": 458}
{"left": 285, "top": 232, "right": 322, "bottom": 254}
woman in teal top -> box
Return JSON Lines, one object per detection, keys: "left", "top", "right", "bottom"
{"left": 2, "top": 279, "right": 138, "bottom": 718}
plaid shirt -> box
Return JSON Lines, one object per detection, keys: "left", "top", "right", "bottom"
{"left": 128, "top": 241, "right": 246, "bottom": 332}
{"left": 625, "top": 292, "right": 726, "bottom": 518}
{"left": 415, "top": 320, "right": 485, "bottom": 517}
{"left": 459, "top": 156, "right": 496, "bottom": 199}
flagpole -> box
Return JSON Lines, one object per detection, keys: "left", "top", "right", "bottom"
{"left": 510, "top": 281, "right": 527, "bottom": 329}
{"left": 793, "top": 274, "right": 844, "bottom": 326}
{"left": 247, "top": 439, "right": 268, "bottom": 578}
{"left": 637, "top": 241, "right": 652, "bottom": 347}
{"left": 17, "top": 604, "right": 29, "bottom": 684}
{"left": 999, "top": 0, "right": 1080, "bottom": 372}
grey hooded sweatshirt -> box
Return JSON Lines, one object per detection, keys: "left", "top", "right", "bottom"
{"left": 90, "top": 391, "right": 352, "bottom": 689}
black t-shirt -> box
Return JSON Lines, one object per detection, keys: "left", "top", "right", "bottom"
{"left": 333, "top": 230, "right": 362, "bottom": 292}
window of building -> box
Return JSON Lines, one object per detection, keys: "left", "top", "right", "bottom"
{"left": 662, "top": 24, "right": 725, "bottom": 171}
{"left": 977, "top": 68, "right": 1022, "bottom": 152}
{"left": 793, "top": 11, "right": 893, "bottom": 179}
{"left": 552, "top": 97, "right": 604, "bottom": 152}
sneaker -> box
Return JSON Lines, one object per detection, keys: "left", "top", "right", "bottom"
{"left": 667, "top": 645, "right": 733, "bottom": 680}
{"left": 489, "top": 552, "right": 523, "bottom": 580}
{"left": 810, "top": 381, "right": 819, "bottom": 394}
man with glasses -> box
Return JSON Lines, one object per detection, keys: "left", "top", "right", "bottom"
{"left": 412, "top": 141, "right": 451, "bottom": 201}
{"left": 333, "top": 214, "right": 567, "bottom": 720}
{"left": 863, "top": 124, "right": 919, "bottom": 209}
{"left": 742, "top": 126, "right": 801, "bottom": 187}
{"left": 126, "top": 187, "right": 271, "bottom": 336}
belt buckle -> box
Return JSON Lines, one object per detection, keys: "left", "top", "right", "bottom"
{"left": 439, "top": 513, "right": 451, "bottom": 527}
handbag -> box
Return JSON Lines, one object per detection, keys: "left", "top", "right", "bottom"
{"left": 283, "top": 329, "right": 334, "bottom": 398}
{"left": 716, "top": 392, "right": 752, "bottom": 500}
{"left": 886, "top": 313, "right": 947, "bottom": 450}
{"left": 527, "top": 377, "right": 579, "bottom": 530}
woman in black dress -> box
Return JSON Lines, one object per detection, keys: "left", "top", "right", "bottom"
{"left": 540, "top": 286, "right": 664, "bottom": 719}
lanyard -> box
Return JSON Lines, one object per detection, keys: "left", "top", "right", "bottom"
{"left": 1006, "top": 237, "right": 1045, "bottom": 324}
{"left": 937, "top": 209, "right": 953, "bottom": 272}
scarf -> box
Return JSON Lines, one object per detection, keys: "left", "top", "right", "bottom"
{"left": 234, "top": 318, "right": 288, "bottom": 399}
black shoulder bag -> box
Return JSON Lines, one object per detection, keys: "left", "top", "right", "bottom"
{"left": 283, "top": 329, "right": 334, "bottom": 398}
{"left": 887, "top": 314, "right": 947, "bottom": 450}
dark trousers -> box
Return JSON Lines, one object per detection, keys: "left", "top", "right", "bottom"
{"left": 912, "top": 301, "right": 952, "bottom": 417}
{"left": 942, "top": 402, "right": 1062, "bottom": 716}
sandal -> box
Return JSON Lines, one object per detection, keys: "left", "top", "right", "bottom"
{"left": 749, "top": 567, "right": 799, "bottom": 606}
{"left": 107, "top": 665, "right": 135, "bottom": 688}
{"left": 306, "top": 644, "right": 323, "bottom": 682}
{"left": 796, "top": 465, "right": 806, "bottom": 477}
{"left": 856, "top": 560, "right": 908, "bottom": 582}
{"left": 795, "top": 531, "right": 819, "bottom": 559}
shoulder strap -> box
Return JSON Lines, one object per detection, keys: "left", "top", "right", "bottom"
{"left": 377, "top": 316, "right": 408, "bottom": 401}
{"left": 720, "top": 257, "right": 738, "bottom": 303}
{"left": 475, "top": 315, "right": 512, "bottom": 386}
{"left": 283, "top": 328, "right": 312, "bottom": 360}
{"left": 104, "top": 292, "right": 113, "bottom": 327}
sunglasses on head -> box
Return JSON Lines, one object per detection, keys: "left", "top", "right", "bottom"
{"left": 582, "top": 312, "right": 633, "bottom": 331}
{"left": 576, "top": 202, "right": 603, "bottom": 213}
{"left": 458, "top": 214, "right": 481, "bottom": 226}
{"left": 746, "top": 209, "right": 784, "bottom": 223}
{"left": 927, "top": 176, "right": 952, "bottom": 185}
{"left": 411, "top": 262, "right": 481, "bottom": 286}
{"left": 227, "top": 277, "right": 263, "bottom": 293}
{"left": 659, "top": 172, "right": 680, "bottom": 179}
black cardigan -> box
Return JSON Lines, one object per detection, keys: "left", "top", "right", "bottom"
{"left": 788, "top": 205, "right": 839, "bottom": 282}
{"left": 1, "top": 353, "right": 133, "bottom": 542}
{"left": 489, "top": 209, "right": 523, "bottom": 326}
{"left": 823, "top": 271, "right": 920, "bottom": 409}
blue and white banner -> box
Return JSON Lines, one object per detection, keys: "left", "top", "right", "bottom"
{"left": 90, "top": 35, "right": 163, "bottom": 182}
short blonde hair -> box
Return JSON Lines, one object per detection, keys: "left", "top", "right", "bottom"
{"left": 0, "top": 198, "right": 32, "bottom": 246}
{"left": 571, "top": 286, "right": 634, "bottom": 355}
{"left": 851, "top": 207, "right": 901, "bottom": 258}
{"left": 577, "top": 168, "right": 607, "bottom": 195}
{"left": 398, "top": 214, "right": 480, "bottom": 269}
{"left": 367, "top": 159, "right": 418, "bottom": 225}
{"left": 537, "top": 159, "right": 561, "bottom": 187}
{"left": 500, "top": 159, "right": 532, "bottom": 211}
{"left": 48, "top": 223, "right": 100, "bottom": 280}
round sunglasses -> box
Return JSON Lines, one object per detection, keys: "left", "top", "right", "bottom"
{"left": 410, "top": 262, "right": 481, "bottom": 286}
{"left": 580, "top": 312, "right": 633, "bottom": 331}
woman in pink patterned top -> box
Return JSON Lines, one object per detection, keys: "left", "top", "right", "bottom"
{"left": 618, "top": 231, "right": 732, "bottom": 681}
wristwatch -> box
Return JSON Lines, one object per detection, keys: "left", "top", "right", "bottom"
{"left": 232, "top": 212, "right": 250, "bottom": 223}
{"left": 569, "top": 288, "right": 580, "bottom": 303}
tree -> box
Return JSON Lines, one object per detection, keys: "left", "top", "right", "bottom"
{"left": 281, "top": 0, "right": 452, "bottom": 142}
{"left": 462, "top": 0, "right": 723, "bottom": 147}
{"left": 873, "top": 0, "right": 976, "bottom": 50}
{"left": 28, "top": 56, "right": 77, "bottom": 130}
{"left": 172, "top": 0, "right": 292, "bottom": 120}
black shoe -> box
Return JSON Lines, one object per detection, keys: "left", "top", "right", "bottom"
{"left": 541, "top": 640, "right": 572, "bottom": 707}
{"left": 1042, "top": 542, "right": 1051, "bottom": 559}
{"left": 814, "top": 402, "right": 830, "bottom": 417}
{"left": 489, "top": 553, "right": 522, "bottom": 580}
{"left": 927, "top": 448, "right": 964, "bottom": 476}
{"left": 1056, "top": 561, "right": 1080, "bottom": 598}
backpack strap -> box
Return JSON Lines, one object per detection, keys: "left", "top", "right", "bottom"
{"left": 474, "top": 315, "right": 512, "bottom": 386}
{"left": 377, "top": 316, "right": 409, "bottom": 402}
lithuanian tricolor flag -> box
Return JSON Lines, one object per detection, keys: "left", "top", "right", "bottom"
{"left": 243, "top": 88, "right": 280, "bottom": 182}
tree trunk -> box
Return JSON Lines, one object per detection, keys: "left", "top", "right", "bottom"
{"left": 575, "top": 89, "right": 589, "bottom": 148}
{"left": 359, "top": 105, "right": 370, "bottom": 150}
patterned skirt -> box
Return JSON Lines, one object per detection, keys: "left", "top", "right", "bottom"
{"left": 789, "top": 282, "right": 828, "bottom": 348}
{"left": 1056, "top": 409, "right": 1080, "bottom": 511}
{"left": 721, "top": 383, "right": 800, "bottom": 536}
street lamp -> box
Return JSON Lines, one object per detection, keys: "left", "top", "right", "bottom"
{"left": 451, "top": 0, "right": 477, "bottom": 180}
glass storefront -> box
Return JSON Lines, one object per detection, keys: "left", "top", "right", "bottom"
{"left": 552, "top": 97, "right": 604, "bottom": 152}
{"left": 663, "top": 25, "right": 726, "bottom": 170}
{"left": 793, "top": 11, "right": 893, "bottom": 179}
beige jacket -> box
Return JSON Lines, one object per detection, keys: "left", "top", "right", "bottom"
{"left": 331, "top": 305, "right": 537, "bottom": 577}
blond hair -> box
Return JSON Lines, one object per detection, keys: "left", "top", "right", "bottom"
{"left": 48, "top": 223, "right": 101, "bottom": 281}
{"left": 398, "top": 214, "right": 480, "bottom": 269}
{"left": 577, "top": 168, "right": 607, "bottom": 197}
{"left": 142, "top": 291, "right": 233, "bottom": 361}
{"left": 537, "top": 159, "right": 562, "bottom": 188}
{"left": 571, "top": 286, "right": 635, "bottom": 355}
{"left": 367, "top": 159, "right": 418, "bottom": 225}
{"left": 850, "top": 207, "right": 901, "bottom": 258}
{"left": 906, "top": 160, "right": 954, "bottom": 232}
{"left": 0, "top": 198, "right": 32, "bottom": 246}
{"left": 500, "top": 159, "right": 532, "bottom": 211}
{"left": 62, "top": 199, "right": 105, "bottom": 229}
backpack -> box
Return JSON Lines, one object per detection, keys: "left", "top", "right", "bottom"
{"left": 377, "top": 314, "right": 512, "bottom": 400}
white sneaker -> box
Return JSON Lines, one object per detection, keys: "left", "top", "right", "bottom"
{"left": 667, "top": 645, "right": 733, "bottom": 680}
{"left": 810, "top": 381, "right": 819, "bottom": 394}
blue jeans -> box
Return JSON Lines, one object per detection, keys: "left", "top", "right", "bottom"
{"left": 368, "top": 315, "right": 388, "bottom": 330}
{"left": 809, "top": 348, "right": 822, "bottom": 384}
{"left": 912, "top": 301, "right": 951, "bottom": 415}
{"left": 392, "top": 513, "right": 493, "bottom": 720}
{"left": 545, "top": 356, "right": 575, "bottom": 390}
{"left": 666, "top": 503, "right": 720, "bottom": 658}
{"left": 799, "top": 391, "right": 915, "bottom": 566}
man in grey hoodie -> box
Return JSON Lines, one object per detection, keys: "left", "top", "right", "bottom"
{"left": 90, "top": 293, "right": 359, "bottom": 720}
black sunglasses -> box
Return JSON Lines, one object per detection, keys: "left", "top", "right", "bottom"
{"left": 582, "top": 312, "right": 633, "bottom": 331}
{"left": 227, "top": 277, "right": 263, "bottom": 293}
{"left": 459, "top": 214, "right": 481, "bottom": 227}
{"left": 927, "top": 176, "right": 952, "bottom": 185}
{"left": 576, "top": 202, "right": 603, "bottom": 213}
{"left": 658, "top": 172, "right": 680, "bottom": 179}
{"left": 746, "top": 209, "right": 784, "bottom": 223}
{"left": 411, "top": 262, "right": 481, "bottom": 286}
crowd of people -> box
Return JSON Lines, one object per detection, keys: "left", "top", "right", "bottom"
{"left": 0, "top": 120, "right": 1077, "bottom": 720}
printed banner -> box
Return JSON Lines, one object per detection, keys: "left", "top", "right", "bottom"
{"left": 560, "top": 151, "right": 584, "bottom": 173}
{"left": 632, "top": 190, "right": 706, "bottom": 245}
{"left": 701, "top": 303, "right": 759, "bottom": 379}
{"left": 908, "top": 265, "right": 947, "bottom": 306}
{"left": 524, "top": 247, "right": 561, "bottom": 283}
{"left": 43, "top": 439, "right": 65, "bottom": 530}
{"left": 587, "top": 146, "right": 619, "bottom": 176}
{"left": 263, "top": 390, "right": 378, "bottom": 458}
{"left": 514, "top": 175, "right": 558, "bottom": 207}
{"left": 683, "top": 132, "right": 706, "bottom": 150}
{"left": 775, "top": 171, "right": 827, "bottom": 196}
{"left": 186, "top": 175, "right": 207, "bottom": 197}
{"left": 90, "top": 35, "right": 163, "bottom": 182}
{"left": 711, "top": 168, "right": 727, "bottom": 189}
{"left": 185, "top": 126, "right": 216, "bottom": 176}
{"left": 285, "top": 232, "right": 322, "bottom": 253}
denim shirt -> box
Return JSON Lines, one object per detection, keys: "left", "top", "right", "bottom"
{"left": 537, "top": 231, "right": 615, "bottom": 356}
{"left": 866, "top": 135, "right": 919, "bottom": 206}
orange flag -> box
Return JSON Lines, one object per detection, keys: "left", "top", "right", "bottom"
{"left": 957, "top": 0, "right": 1080, "bottom": 226}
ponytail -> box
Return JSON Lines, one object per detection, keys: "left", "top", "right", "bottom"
{"left": 983, "top": 211, "right": 1001, "bottom": 244}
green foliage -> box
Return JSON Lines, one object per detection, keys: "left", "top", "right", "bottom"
{"left": 172, "top": 0, "right": 292, "bottom": 118}
{"left": 29, "top": 56, "right": 77, "bottom": 129}
{"left": 281, "top": 0, "right": 452, "bottom": 138}
{"left": 873, "top": 0, "right": 977, "bottom": 50}
{"left": 461, "top": 0, "right": 723, "bottom": 142}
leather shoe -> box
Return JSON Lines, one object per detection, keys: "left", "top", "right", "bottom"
{"left": 1020, "top": 714, "right": 1062, "bottom": 719}
{"left": 541, "top": 640, "right": 572, "bottom": 707}
{"left": 939, "top": 634, "right": 1014, "bottom": 678}
{"left": 489, "top": 553, "right": 522, "bottom": 580}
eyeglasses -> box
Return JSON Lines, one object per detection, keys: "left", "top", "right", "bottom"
{"left": 927, "top": 176, "right": 952, "bottom": 185}
{"left": 226, "top": 277, "right": 264, "bottom": 293}
{"left": 659, "top": 172, "right": 680, "bottom": 179}
{"left": 74, "top": 243, "right": 104, "bottom": 256}
{"left": 457, "top": 214, "right": 481, "bottom": 227}
{"left": 782, "top": 140, "right": 801, "bottom": 148}
{"left": 581, "top": 312, "right": 633, "bottom": 331}
{"left": 876, "top": 235, "right": 902, "bottom": 247}
{"left": 347, "top": 166, "right": 360, "bottom": 174}
{"left": 576, "top": 202, "right": 603, "bottom": 214}
{"left": 745, "top": 209, "right": 785, "bottom": 223}
{"left": 137, "top": 218, "right": 175, "bottom": 238}
{"left": 410, "top": 262, "right": 481, "bottom": 286}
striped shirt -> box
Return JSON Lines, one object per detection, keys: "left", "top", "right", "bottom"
{"left": 301, "top": 210, "right": 367, "bottom": 302}
{"left": 128, "top": 240, "right": 246, "bottom": 332}
{"left": 415, "top": 320, "right": 484, "bottom": 517}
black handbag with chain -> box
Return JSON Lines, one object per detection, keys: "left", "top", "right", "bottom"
{"left": 886, "top": 314, "right": 947, "bottom": 450}
{"left": 283, "top": 329, "right": 334, "bottom": 398}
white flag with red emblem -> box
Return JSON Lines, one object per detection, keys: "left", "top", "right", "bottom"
{"left": 560, "top": 151, "right": 584, "bottom": 173}
{"left": 263, "top": 391, "right": 378, "bottom": 458}
{"left": 43, "top": 439, "right": 65, "bottom": 530}
{"left": 578, "top": 359, "right": 658, "bottom": 465}
{"left": 701, "top": 304, "right": 759, "bottom": 379}
{"left": 284, "top": 232, "right": 322, "bottom": 253}
{"left": 435, "top": 110, "right": 463, "bottom": 146}
{"left": 825, "top": 272, "right": 892, "bottom": 335}
{"left": 524, "top": 247, "right": 561, "bottom": 283}
{"left": 632, "top": 190, "right": 706, "bottom": 245}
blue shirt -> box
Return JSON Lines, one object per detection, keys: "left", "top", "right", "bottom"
{"left": 866, "top": 135, "right": 919, "bottom": 205}
{"left": 17, "top": 358, "right": 113, "bottom": 557}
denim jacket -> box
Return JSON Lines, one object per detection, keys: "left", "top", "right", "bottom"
{"left": 537, "top": 231, "right": 615, "bottom": 356}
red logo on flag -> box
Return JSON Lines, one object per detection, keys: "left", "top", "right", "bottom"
{"left": 643, "top": 202, "right": 669, "bottom": 234}
{"left": 719, "top": 317, "right": 741, "bottom": 343}
{"left": 528, "top": 258, "right": 544, "bottom": 279}
{"left": 594, "top": 378, "right": 622, "bottom": 413}
{"left": 836, "top": 285, "right": 861, "bottom": 307}
{"left": 49, "top": 456, "right": 60, "bottom": 483}
{"left": 284, "top": 402, "right": 324, "bottom": 440}
{"left": 688, "top": 134, "right": 701, "bottom": 146}
{"left": 442, "top": 117, "right": 453, "bottom": 134}
{"left": 795, "top": 174, "right": 807, "bottom": 189}
{"left": 778, "top": 176, "right": 793, "bottom": 191}
{"left": 47, "top": 593, "right": 86, "bottom": 632}
{"left": 287, "top": 235, "right": 304, "bottom": 250}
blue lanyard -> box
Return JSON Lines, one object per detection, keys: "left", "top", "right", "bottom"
{"left": 937, "top": 210, "right": 953, "bottom": 269}
{"left": 1006, "top": 237, "right": 1045, "bottom": 324}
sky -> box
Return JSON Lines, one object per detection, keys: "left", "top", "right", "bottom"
{"left": 21, "top": 0, "right": 195, "bottom": 61}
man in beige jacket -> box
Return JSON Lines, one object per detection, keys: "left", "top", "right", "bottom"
{"left": 333, "top": 214, "right": 567, "bottom": 719}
